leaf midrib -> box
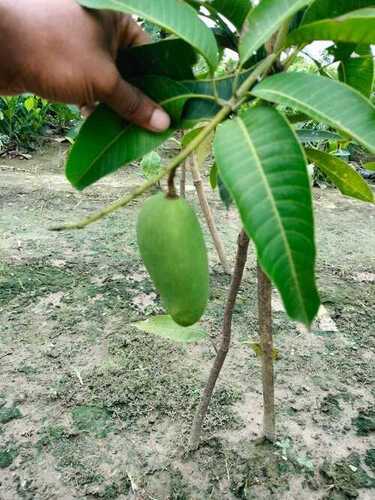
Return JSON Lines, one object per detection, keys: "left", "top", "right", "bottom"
{"left": 73, "top": 93, "right": 191, "bottom": 183}
{"left": 236, "top": 117, "right": 308, "bottom": 323}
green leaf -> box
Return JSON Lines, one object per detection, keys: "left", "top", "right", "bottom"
{"left": 297, "top": 129, "right": 342, "bottom": 143}
{"left": 364, "top": 162, "right": 375, "bottom": 171}
{"left": 338, "top": 46, "right": 374, "bottom": 98}
{"left": 252, "top": 72, "right": 375, "bottom": 154}
{"left": 306, "top": 149, "right": 374, "bottom": 203}
{"left": 210, "top": 164, "right": 218, "bottom": 190}
{"left": 214, "top": 106, "right": 319, "bottom": 326}
{"left": 286, "top": 111, "right": 311, "bottom": 124}
{"left": 181, "top": 70, "right": 252, "bottom": 127}
{"left": 248, "top": 342, "right": 280, "bottom": 360}
{"left": 302, "top": 0, "right": 374, "bottom": 24}
{"left": 117, "top": 39, "right": 197, "bottom": 81}
{"left": 134, "top": 315, "right": 207, "bottom": 343}
{"left": 140, "top": 151, "right": 162, "bottom": 179}
{"left": 66, "top": 77, "right": 188, "bottom": 190}
{"left": 78, "top": 0, "right": 219, "bottom": 71}
{"left": 288, "top": 8, "right": 375, "bottom": 46}
{"left": 183, "top": 126, "right": 213, "bottom": 168}
{"left": 239, "top": 0, "right": 312, "bottom": 65}
{"left": 217, "top": 174, "right": 232, "bottom": 210}
{"left": 24, "top": 96, "right": 36, "bottom": 112}
{"left": 210, "top": 0, "right": 251, "bottom": 30}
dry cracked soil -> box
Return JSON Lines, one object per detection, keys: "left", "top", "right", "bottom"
{"left": 0, "top": 143, "right": 374, "bottom": 499}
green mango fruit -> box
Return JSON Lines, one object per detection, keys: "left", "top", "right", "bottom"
{"left": 137, "top": 193, "right": 209, "bottom": 326}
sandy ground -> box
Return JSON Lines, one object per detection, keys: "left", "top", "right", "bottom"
{"left": 0, "top": 144, "right": 374, "bottom": 499}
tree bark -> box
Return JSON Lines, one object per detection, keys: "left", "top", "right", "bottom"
{"left": 190, "top": 155, "right": 231, "bottom": 274}
{"left": 189, "top": 230, "right": 249, "bottom": 450}
{"left": 257, "top": 263, "right": 275, "bottom": 442}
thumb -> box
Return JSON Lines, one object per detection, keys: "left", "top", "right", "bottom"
{"left": 103, "top": 73, "right": 171, "bottom": 132}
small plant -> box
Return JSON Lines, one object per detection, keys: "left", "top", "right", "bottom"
{"left": 49, "top": 0, "right": 374, "bottom": 449}
{"left": 0, "top": 94, "right": 79, "bottom": 152}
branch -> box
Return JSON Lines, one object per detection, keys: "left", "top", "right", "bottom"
{"left": 50, "top": 54, "right": 278, "bottom": 232}
{"left": 189, "top": 230, "right": 249, "bottom": 450}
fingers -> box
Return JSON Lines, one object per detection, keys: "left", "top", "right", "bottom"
{"left": 80, "top": 104, "right": 96, "bottom": 117}
{"left": 119, "top": 16, "right": 151, "bottom": 48}
{"left": 103, "top": 73, "right": 170, "bottom": 132}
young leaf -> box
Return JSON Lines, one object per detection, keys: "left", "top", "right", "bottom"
{"left": 134, "top": 315, "right": 207, "bottom": 343}
{"left": 66, "top": 77, "right": 188, "bottom": 190}
{"left": 183, "top": 127, "right": 213, "bottom": 169}
{"left": 364, "top": 162, "right": 375, "bottom": 171}
{"left": 78, "top": 0, "right": 219, "bottom": 71}
{"left": 306, "top": 149, "right": 374, "bottom": 203}
{"left": 117, "top": 39, "right": 197, "bottom": 81}
{"left": 140, "top": 151, "right": 162, "bottom": 179}
{"left": 252, "top": 73, "right": 375, "bottom": 154}
{"left": 214, "top": 106, "right": 319, "bottom": 326}
{"left": 239, "top": 0, "right": 312, "bottom": 65}
{"left": 302, "top": 0, "right": 374, "bottom": 24}
{"left": 288, "top": 8, "right": 375, "bottom": 46}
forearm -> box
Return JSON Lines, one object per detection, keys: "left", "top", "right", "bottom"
{"left": 0, "top": 0, "right": 24, "bottom": 94}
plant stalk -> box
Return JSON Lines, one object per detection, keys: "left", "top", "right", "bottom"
{"left": 257, "top": 263, "right": 275, "bottom": 442}
{"left": 179, "top": 162, "right": 186, "bottom": 198}
{"left": 190, "top": 155, "right": 231, "bottom": 274}
{"left": 189, "top": 230, "right": 249, "bottom": 450}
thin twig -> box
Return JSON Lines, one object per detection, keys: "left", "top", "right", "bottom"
{"left": 189, "top": 230, "right": 249, "bottom": 450}
{"left": 190, "top": 154, "right": 231, "bottom": 274}
{"left": 167, "top": 168, "right": 178, "bottom": 198}
{"left": 0, "top": 352, "right": 12, "bottom": 360}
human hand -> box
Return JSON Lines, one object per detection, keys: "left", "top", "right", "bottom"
{"left": 0, "top": 0, "right": 171, "bottom": 132}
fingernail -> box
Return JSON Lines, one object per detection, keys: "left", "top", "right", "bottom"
{"left": 150, "top": 109, "right": 171, "bottom": 132}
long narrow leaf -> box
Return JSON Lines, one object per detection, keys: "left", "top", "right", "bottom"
{"left": 66, "top": 77, "right": 188, "bottom": 190}
{"left": 214, "top": 106, "right": 319, "bottom": 326}
{"left": 297, "top": 129, "right": 342, "bottom": 143}
{"left": 306, "top": 149, "right": 374, "bottom": 203}
{"left": 78, "top": 0, "right": 218, "bottom": 70}
{"left": 288, "top": 8, "right": 375, "bottom": 46}
{"left": 252, "top": 73, "right": 375, "bottom": 153}
{"left": 302, "top": 0, "right": 374, "bottom": 24}
{"left": 239, "top": 0, "right": 312, "bottom": 65}
{"left": 211, "top": 0, "right": 251, "bottom": 30}
{"left": 338, "top": 45, "right": 374, "bottom": 98}
{"left": 117, "top": 39, "right": 197, "bottom": 80}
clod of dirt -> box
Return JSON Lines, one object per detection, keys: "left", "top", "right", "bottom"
{"left": 71, "top": 405, "right": 113, "bottom": 438}
{"left": 320, "top": 453, "right": 375, "bottom": 498}
{"left": 365, "top": 449, "right": 375, "bottom": 473}
{"left": 0, "top": 406, "right": 22, "bottom": 424}
{"left": 0, "top": 448, "right": 17, "bottom": 469}
{"left": 352, "top": 407, "right": 375, "bottom": 436}
{"left": 320, "top": 394, "right": 342, "bottom": 417}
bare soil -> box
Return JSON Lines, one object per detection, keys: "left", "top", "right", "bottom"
{"left": 0, "top": 143, "right": 374, "bottom": 499}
